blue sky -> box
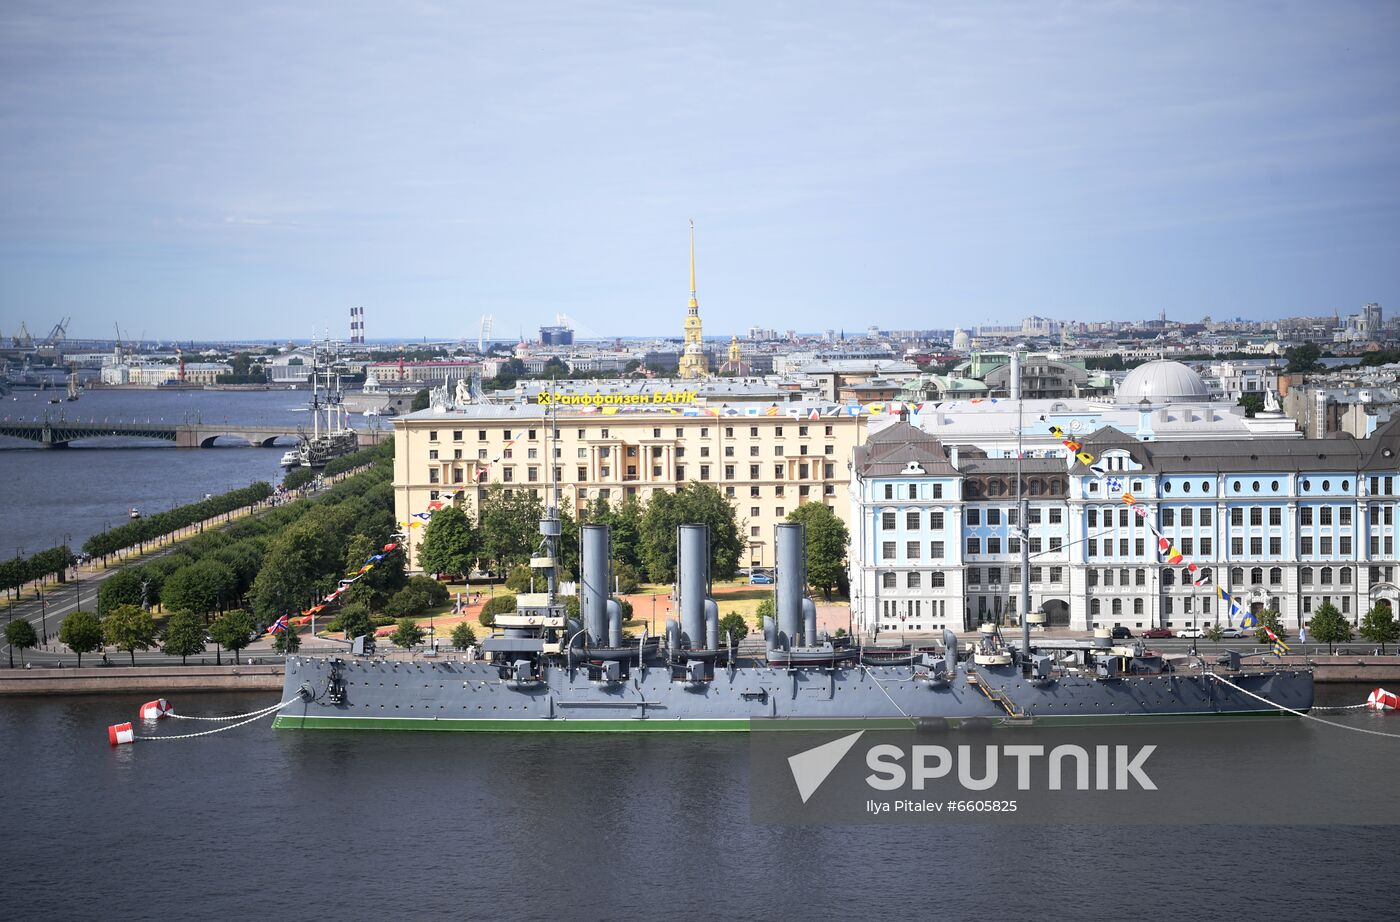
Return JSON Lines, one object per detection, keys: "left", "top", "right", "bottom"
{"left": 1, "top": 1, "right": 1397, "bottom": 340}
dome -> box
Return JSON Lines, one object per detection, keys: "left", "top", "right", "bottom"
{"left": 1117, "top": 360, "right": 1210, "bottom": 403}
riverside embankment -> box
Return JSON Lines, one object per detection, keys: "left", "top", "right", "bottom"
{"left": 0, "top": 664, "right": 283, "bottom": 696}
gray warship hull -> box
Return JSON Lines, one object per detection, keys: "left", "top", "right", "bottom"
{"left": 274, "top": 656, "right": 1313, "bottom": 731}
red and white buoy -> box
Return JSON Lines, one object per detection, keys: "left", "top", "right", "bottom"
{"left": 139, "top": 699, "right": 172, "bottom": 721}
{"left": 1366, "top": 688, "right": 1399, "bottom": 711}
{"left": 107, "top": 722, "right": 135, "bottom": 746}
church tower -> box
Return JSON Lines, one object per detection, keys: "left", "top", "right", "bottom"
{"left": 678, "top": 220, "right": 709, "bottom": 379}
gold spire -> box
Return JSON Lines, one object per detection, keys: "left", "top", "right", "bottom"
{"left": 688, "top": 218, "right": 698, "bottom": 310}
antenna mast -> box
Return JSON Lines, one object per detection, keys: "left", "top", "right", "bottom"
{"left": 1015, "top": 351, "right": 1031, "bottom": 655}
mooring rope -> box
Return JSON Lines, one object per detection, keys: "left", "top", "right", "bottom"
{"left": 135, "top": 697, "right": 301, "bottom": 742}
{"left": 1208, "top": 673, "right": 1400, "bottom": 740}
{"left": 166, "top": 699, "right": 301, "bottom": 721}
{"left": 860, "top": 665, "right": 917, "bottom": 726}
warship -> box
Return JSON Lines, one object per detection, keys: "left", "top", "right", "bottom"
{"left": 276, "top": 512, "right": 1313, "bottom": 732}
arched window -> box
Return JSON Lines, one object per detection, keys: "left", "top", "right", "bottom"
{"left": 1231, "top": 567, "right": 1244, "bottom": 585}
{"left": 1112, "top": 598, "right": 1123, "bottom": 615}
{"left": 1163, "top": 569, "right": 1176, "bottom": 587}
{"left": 882, "top": 572, "right": 896, "bottom": 588}
{"left": 1091, "top": 598, "right": 1101, "bottom": 616}
{"left": 1269, "top": 567, "right": 1282, "bottom": 586}
{"left": 931, "top": 571, "right": 945, "bottom": 588}
{"left": 1134, "top": 598, "right": 1144, "bottom": 615}
{"left": 1251, "top": 567, "right": 1263, "bottom": 585}
{"left": 1341, "top": 567, "right": 1353, "bottom": 586}
{"left": 1321, "top": 566, "right": 1334, "bottom": 585}
{"left": 1301, "top": 567, "right": 1313, "bottom": 585}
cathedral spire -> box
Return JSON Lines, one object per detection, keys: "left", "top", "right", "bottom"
{"left": 688, "top": 218, "right": 698, "bottom": 311}
{"left": 678, "top": 219, "right": 708, "bottom": 379}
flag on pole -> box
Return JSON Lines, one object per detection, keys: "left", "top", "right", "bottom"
{"left": 269, "top": 615, "right": 289, "bottom": 635}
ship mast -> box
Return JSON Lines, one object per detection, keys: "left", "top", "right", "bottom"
{"left": 1016, "top": 351, "right": 1032, "bottom": 656}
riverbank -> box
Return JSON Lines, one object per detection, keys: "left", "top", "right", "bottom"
{"left": 0, "top": 664, "right": 283, "bottom": 696}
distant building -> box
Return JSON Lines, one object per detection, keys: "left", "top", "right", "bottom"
{"left": 678, "top": 222, "right": 709, "bottom": 379}
{"left": 540, "top": 325, "right": 574, "bottom": 347}
{"left": 350, "top": 306, "right": 365, "bottom": 345}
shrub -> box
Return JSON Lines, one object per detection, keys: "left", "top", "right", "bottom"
{"left": 479, "top": 593, "right": 517, "bottom": 627}
{"left": 505, "top": 564, "right": 534, "bottom": 593}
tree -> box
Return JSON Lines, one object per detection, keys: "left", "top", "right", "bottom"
{"left": 250, "top": 517, "right": 342, "bottom": 622}
{"left": 1203, "top": 622, "right": 1224, "bottom": 643}
{"left": 639, "top": 483, "right": 744, "bottom": 583}
{"left": 1237, "top": 393, "right": 1265, "bottom": 418}
{"left": 411, "top": 388, "right": 431, "bottom": 411}
{"left": 161, "top": 609, "right": 207, "bottom": 664}
{"left": 340, "top": 533, "right": 407, "bottom": 612}
{"left": 60, "top": 610, "right": 103, "bottom": 666}
{"left": 478, "top": 485, "right": 544, "bottom": 572}
{"left": 5, "top": 618, "right": 37, "bottom": 666}
{"left": 273, "top": 627, "right": 302, "bottom": 654}
{"left": 1307, "top": 602, "right": 1352, "bottom": 654}
{"left": 209, "top": 609, "right": 256, "bottom": 665}
{"left": 480, "top": 593, "right": 517, "bottom": 626}
{"left": 160, "top": 559, "right": 236, "bottom": 622}
{"left": 339, "top": 602, "right": 374, "bottom": 641}
{"left": 754, "top": 598, "right": 775, "bottom": 632}
{"left": 417, "top": 506, "right": 477, "bottom": 579}
{"left": 103, "top": 603, "right": 158, "bottom": 666}
{"left": 1284, "top": 343, "right": 1323, "bottom": 373}
{"left": 97, "top": 566, "right": 151, "bottom": 616}
{"left": 1360, "top": 603, "right": 1400, "bottom": 654}
{"left": 451, "top": 622, "right": 477, "bottom": 650}
{"left": 391, "top": 617, "right": 425, "bottom": 649}
{"left": 718, "top": 612, "right": 748, "bottom": 647}
{"left": 786, "top": 503, "right": 850, "bottom": 600}
{"left": 1251, "top": 608, "right": 1288, "bottom": 643}
{"left": 613, "top": 562, "right": 642, "bottom": 594}
{"left": 505, "top": 564, "right": 535, "bottom": 593}
{"left": 385, "top": 575, "right": 451, "bottom": 617}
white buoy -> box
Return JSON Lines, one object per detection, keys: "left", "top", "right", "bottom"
{"left": 1367, "top": 688, "right": 1399, "bottom": 711}
{"left": 108, "top": 723, "right": 135, "bottom": 746}
{"left": 139, "top": 699, "right": 172, "bottom": 721}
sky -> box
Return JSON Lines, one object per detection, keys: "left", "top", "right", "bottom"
{"left": 1, "top": 0, "right": 1398, "bottom": 341}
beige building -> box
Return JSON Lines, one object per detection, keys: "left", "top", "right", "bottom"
{"left": 392, "top": 396, "right": 869, "bottom": 572}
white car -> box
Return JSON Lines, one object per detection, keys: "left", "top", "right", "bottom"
{"left": 1219, "top": 627, "right": 1245, "bottom": 638}
{"left": 1176, "top": 628, "right": 1203, "bottom": 639}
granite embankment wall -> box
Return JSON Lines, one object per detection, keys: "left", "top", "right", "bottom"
{"left": 0, "top": 665, "right": 284, "bottom": 696}
{"left": 1279, "top": 656, "right": 1400, "bottom": 683}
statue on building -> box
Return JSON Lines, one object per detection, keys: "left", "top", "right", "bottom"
{"left": 455, "top": 376, "right": 471, "bottom": 407}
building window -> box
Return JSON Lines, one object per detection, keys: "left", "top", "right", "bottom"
{"left": 428, "top": 468, "right": 440, "bottom": 484}
{"left": 1250, "top": 537, "right": 1262, "bottom": 555}
{"left": 907, "top": 572, "right": 921, "bottom": 589}
{"left": 931, "top": 571, "right": 945, "bottom": 588}
{"left": 1049, "top": 537, "right": 1063, "bottom": 552}
{"left": 1321, "top": 507, "right": 1333, "bottom": 526}
{"left": 882, "top": 572, "right": 897, "bottom": 588}
{"left": 1270, "top": 508, "right": 1282, "bottom": 526}
{"left": 1049, "top": 509, "right": 1063, "bottom": 524}
{"left": 967, "top": 509, "right": 981, "bottom": 525}
{"left": 1158, "top": 508, "right": 1171, "bottom": 526}
{"left": 882, "top": 542, "right": 896, "bottom": 560}
{"left": 882, "top": 512, "right": 896, "bottom": 530}
{"left": 966, "top": 538, "right": 981, "bottom": 555}
{"left": 1300, "top": 507, "right": 1313, "bottom": 526}
{"left": 906, "top": 511, "right": 920, "bottom": 529}
{"left": 907, "top": 542, "right": 921, "bottom": 560}
{"left": 1250, "top": 567, "right": 1263, "bottom": 585}
{"left": 930, "top": 541, "right": 945, "bottom": 559}
{"left": 1231, "top": 508, "right": 1244, "bottom": 527}
{"left": 883, "top": 484, "right": 894, "bottom": 500}
{"left": 1270, "top": 567, "right": 1283, "bottom": 585}
{"left": 1049, "top": 567, "right": 1062, "bottom": 583}
{"left": 1301, "top": 567, "right": 1313, "bottom": 585}
{"left": 1250, "top": 508, "right": 1263, "bottom": 527}
{"left": 931, "top": 512, "right": 944, "bottom": 529}
{"left": 988, "top": 538, "right": 1002, "bottom": 554}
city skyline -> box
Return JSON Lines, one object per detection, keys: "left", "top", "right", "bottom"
{"left": 2, "top": 1, "right": 1397, "bottom": 339}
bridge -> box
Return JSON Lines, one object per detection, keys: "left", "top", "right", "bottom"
{"left": 0, "top": 418, "right": 388, "bottom": 449}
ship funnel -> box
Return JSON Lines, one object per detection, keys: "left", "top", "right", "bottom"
{"left": 580, "top": 525, "right": 611, "bottom": 646}
{"left": 775, "top": 522, "right": 813, "bottom": 645}
{"left": 676, "top": 524, "right": 715, "bottom": 650}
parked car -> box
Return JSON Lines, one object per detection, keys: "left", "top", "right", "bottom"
{"left": 1176, "top": 628, "right": 1203, "bottom": 639}
{"left": 749, "top": 573, "right": 773, "bottom": 585}
{"left": 1110, "top": 626, "right": 1133, "bottom": 640}
{"left": 1219, "top": 627, "right": 1244, "bottom": 638}
{"left": 1141, "top": 627, "right": 1174, "bottom": 639}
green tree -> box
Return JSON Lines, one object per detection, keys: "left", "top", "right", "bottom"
{"left": 1238, "top": 393, "right": 1265, "bottom": 418}
{"left": 385, "top": 575, "right": 451, "bottom": 617}
{"left": 717, "top": 612, "right": 749, "bottom": 647}
{"left": 161, "top": 609, "right": 207, "bottom": 664}
{"left": 1251, "top": 608, "right": 1288, "bottom": 643}
{"left": 59, "top": 610, "right": 103, "bottom": 666}
{"left": 97, "top": 566, "right": 151, "bottom": 616}
{"left": 1307, "top": 602, "right": 1351, "bottom": 653}
{"left": 410, "top": 388, "right": 431, "bottom": 411}
{"left": 451, "top": 622, "right": 477, "bottom": 650}
{"left": 477, "top": 485, "right": 544, "bottom": 572}
{"left": 5, "top": 618, "right": 38, "bottom": 666}
{"left": 160, "top": 559, "right": 237, "bottom": 622}
{"left": 480, "top": 593, "right": 517, "bottom": 626}
{"left": 340, "top": 533, "right": 407, "bottom": 612}
{"left": 339, "top": 602, "right": 374, "bottom": 641}
{"left": 754, "top": 598, "right": 775, "bottom": 632}
{"left": 390, "top": 617, "right": 425, "bottom": 649}
{"left": 639, "top": 483, "right": 744, "bottom": 583}
{"left": 1285, "top": 342, "right": 1323, "bottom": 373}
{"left": 505, "top": 564, "right": 535, "bottom": 593}
{"left": 272, "top": 627, "right": 302, "bottom": 654}
{"left": 209, "top": 609, "right": 256, "bottom": 665}
{"left": 417, "top": 505, "right": 477, "bottom": 579}
{"left": 613, "top": 562, "right": 643, "bottom": 594}
{"left": 250, "top": 517, "right": 342, "bottom": 622}
{"left": 1203, "top": 622, "right": 1224, "bottom": 643}
{"left": 1360, "top": 603, "right": 1400, "bottom": 654}
{"left": 103, "top": 603, "right": 158, "bottom": 666}
{"left": 786, "top": 503, "right": 850, "bottom": 600}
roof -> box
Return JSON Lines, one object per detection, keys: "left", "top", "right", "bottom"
{"left": 853, "top": 421, "right": 960, "bottom": 477}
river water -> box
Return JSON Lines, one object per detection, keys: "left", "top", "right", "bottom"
{"left": 0, "top": 388, "right": 391, "bottom": 552}
{"left": 2, "top": 685, "right": 1399, "bottom": 921}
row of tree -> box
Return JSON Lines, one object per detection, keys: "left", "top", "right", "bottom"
{"left": 0, "top": 545, "right": 75, "bottom": 598}
{"left": 416, "top": 481, "right": 851, "bottom": 598}
{"left": 81, "top": 482, "right": 275, "bottom": 561}
{"left": 1207, "top": 603, "right": 1400, "bottom": 654}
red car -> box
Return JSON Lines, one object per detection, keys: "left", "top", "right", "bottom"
{"left": 1141, "top": 627, "right": 1174, "bottom": 639}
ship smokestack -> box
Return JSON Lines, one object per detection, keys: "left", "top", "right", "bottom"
{"left": 581, "top": 524, "right": 611, "bottom": 647}
{"left": 775, "top": 523, "right": 813, "bottom": 645}
{"left": 677, "top": 524, "right": 714, "bottom": 650}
